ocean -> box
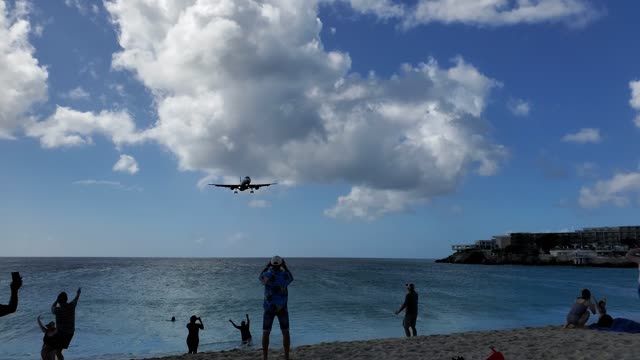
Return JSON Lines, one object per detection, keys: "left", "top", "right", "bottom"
{"left": 0, "top": 257, "right": 639, "bottom": 360}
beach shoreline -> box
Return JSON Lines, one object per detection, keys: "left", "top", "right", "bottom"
{"left": 138, "top": 325, "right": 638, "bottom": 360}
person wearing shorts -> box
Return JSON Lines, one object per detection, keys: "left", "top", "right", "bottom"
{"left": 259, "top": 256, "right": 293, "bottom": 360}
{"left": 395, "top": 282, "right": 419, "bottom": 337}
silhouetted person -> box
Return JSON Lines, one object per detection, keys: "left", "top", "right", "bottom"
{"left": 0, "top": 273, "right": 22, "bottom": 317}
{"left": 37, "top": 315, "right": 59, "bottom": 360}
{"left": 229, "top": 314, "right": 252, "bottom": 345}
{"left": 395, "top": 282, "right": 418, "bottom": 337}
{"left": 565, "top": 288, "right": 596, "bottom": 328}
{"left": 186, "top": 315, "right": 204, "bottom": 354}
{"left": 259, "top": 256, "right": 293, "bottom": 360}
{"left": 171, "top": 316, "right": 176, "bottom": 322}
{"left": 51, "top": 287, "right": 81, "bottom": 360}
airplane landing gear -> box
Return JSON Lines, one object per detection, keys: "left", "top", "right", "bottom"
{"left": 234, "top": 191, "right": 238, "bottom": 194}
{"left": 250, "top": 190, "right": 254, "bottom": 194}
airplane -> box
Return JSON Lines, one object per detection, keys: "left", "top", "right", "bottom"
{"left": 209, "top": 176, "right": 277, "bottom": 194}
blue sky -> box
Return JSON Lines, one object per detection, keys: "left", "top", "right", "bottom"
{"left": 1, "top": 0, "right": 640, "bottom": 258}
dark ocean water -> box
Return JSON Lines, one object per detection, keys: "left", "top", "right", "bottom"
{"left": 0, "top": 257, "right": 639, "bottom": 359}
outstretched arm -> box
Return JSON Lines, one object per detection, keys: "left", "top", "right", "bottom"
{"left": 0, "top": 279, "right": 22, "bottom": 317}
{"left": 229, "top": 319, "right": 240, "bottom": 329}
{"left": 71, "top": 287, "right": 81, "bottom": 305}
{"left": 246, "top": 313, "right": 250, "bottom": 326}
{"left": 626, "top": 248, "right": 640, "bottom": 263}
{"left": 37, "top": 315, "right": 47, "bottom": 333}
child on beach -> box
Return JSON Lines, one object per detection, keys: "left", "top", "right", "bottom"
{"left": 565, "top": 288, "right": 597, "bottom": 328}
{"left": 186, "top": 315, "right": 204, "bottom": 354}
{"left": 229, "top": 314, "right": 252, "bottom": 345}
{"left": 37, "top": 315, "right": 59, "bottom": 360}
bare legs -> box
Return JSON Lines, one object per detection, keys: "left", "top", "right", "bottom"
{"left": 262, "top": 330, "right": 290, "bottom": 360}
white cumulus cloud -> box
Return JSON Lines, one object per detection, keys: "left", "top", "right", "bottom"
{"left": 508, "top": 98, "right": 530, "bottom": 116}
{"left": 89, "top": 0, "right": 508, "bottom": 220}
{"left": 0, "top": 0, "right": 48, "bottom": 139}
{"left": 562, "top": 128, "right": 601, "bottom": 144}
{"left": 579, "top": 172, "right": 640, "bottom": 209}
{"left": 61, "top": 86, "right": 90, "bottom": 100}
{"left": 630, "top": 80, "right": 640, "bottom": 110}
{"left": 113, "top": 154, "right": 139, "bottom": 174}
{"left": 26, "top": 106, "right": 144, "bottom": 148}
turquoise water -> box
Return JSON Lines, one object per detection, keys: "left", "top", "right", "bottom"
{"left": 0, "top": 258, "right": 639, "bottom": 359}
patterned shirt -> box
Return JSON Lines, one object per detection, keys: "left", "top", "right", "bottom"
{"left": 259, "top": 268, "right": 293, "bottom": 312}
{"left": 52, "top": 300, "right": 78, "bottom": 335}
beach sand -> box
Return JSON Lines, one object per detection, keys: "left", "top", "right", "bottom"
{"left": 140, "top": 326, "right": 638, "bottom": 360}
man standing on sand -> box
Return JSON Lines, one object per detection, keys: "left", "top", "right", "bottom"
{"left": 626, "top": 247, "right": 640, "bottom": 298}
{"left": 395, "top": 282, "right": 418, "bottom": 337}
{"left": 51, "top": 288, "right": 81, "bottom": 360}
{"left": 259, "top": 256, "right": 293, "bottom": 360}
{"left": 0, "top": 273, "right": 22, "bottom": 317}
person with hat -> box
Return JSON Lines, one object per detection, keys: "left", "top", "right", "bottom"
{"left": 37, "top": 315, "right": 59, "bottom": 360}
{"left": 259, "top": 255, "right": 293, "bottom": 360}
{"left": 395, "top": 282, "right": 419, "bottom": 337}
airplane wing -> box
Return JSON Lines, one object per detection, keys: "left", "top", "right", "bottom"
{"left": 209, "top": 184, "right": 239, "bottom": 189}
{"left": 249, "top": 183, "right": 277, "bottom": 189}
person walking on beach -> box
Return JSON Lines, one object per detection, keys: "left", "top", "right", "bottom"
{"left": 260, "top": 256, "right": 293, "bottom": 360}
{"left": 229, "top": 314, "right": 252, "bottom": 345}
{"left": 51, "top": 287, "right": 81, "bottom": 360}
{"left": 626, "top": 247, "right": 640, "bottom": 298}
{"left": 565, "top": 288, "right": 596, "bottom": 328}
{"left": 395, "top": 282, "right": 419, "bottom": 337}
{"left": 186, "top": 315, "right": 204, "bottom": 354}
{"left": 37, "top": 315, "right": 60, "bottom": 360}
{"left": 0, "top": 273, "right": 22, "bottom": 317}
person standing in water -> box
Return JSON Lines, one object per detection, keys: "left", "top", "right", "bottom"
{"left": 51, "top": 287, "right": 81, "bottom": 360}
{"left": 395, "top": 282, "right": 419, "bottom": 337}
{"left": 259, "top": 256, "right": 293, "bottom": 360}
{"left": 186, "top": 315, "right": 204, "bottom": 354}
{"left": 626, "top": 247, "right": 640, "bottom": 298}
{"left": 229, "top": 314, "right": 252, "bottom": 345}
{"left": 37, "top": 315, "right": 59, "bottom": 360}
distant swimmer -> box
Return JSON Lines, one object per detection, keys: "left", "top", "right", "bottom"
{"left": 229, "top": 314, "right": 252, "bottom": 345}
{"left": 626, "top": 247, "right": 640, "bottom": 298}
{"left": 186, "top": 315, "right": 204, "bottom": 354}
{"left": 209, "top": 176, "right": 277, "bottom": 194}
{"left": 0, "top": 272, "right": 22, "bottom": 317}
{"left": 171, "top": 316, "right": 176, "bottom": 322}
{"left": 395, "top": 282, "right": 419, "bottom": 337}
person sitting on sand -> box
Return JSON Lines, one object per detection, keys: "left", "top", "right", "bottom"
{"left": 395, "top": 282, "right": 419, "bottom": 337}
{"left": 0, "top": 273, "right": 22, "bottom": 317}
{"left": 565, "top": 288, "right": 597, "bottom": 328}
{"left": 37, "top": 315, "right": 59, "bottom": 360}
{"left": 186, "top": 315, "right": 204, "bottom": 354}
{"left": 626, "top": 247, "right": 640, "bottom": 299}
{"left": 229, "top": 314, "right": 252, "bottom": 345}
{"left": 595, "top": 297, "right": 614, "bottom": 328}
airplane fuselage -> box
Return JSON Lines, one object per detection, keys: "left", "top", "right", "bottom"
{"left": 238, "top": 176, "right": 252, "bottom": 191}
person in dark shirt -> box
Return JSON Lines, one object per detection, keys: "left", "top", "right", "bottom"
{"left": 259, "top": 256, "right": 293, "bottom": 360}
{"left": 186, "top": 315, "right": 204, "bottom": 354}
{"left": 595, "top": 297, "right": 614, "bottom": 328}
{"left": 229, "top": 313, "right": 252, "bottom": 345}
{"left": 51, "top": 288, "right": 81, "bottom": 360}
{"left": 395, "top": 282, "right": 419, "bottom": 337}
{"left": 0, "top": 274, "right": 22, "bottom": 317}
{"left": 37, "top": 315, "right": 59, "bottom": 360}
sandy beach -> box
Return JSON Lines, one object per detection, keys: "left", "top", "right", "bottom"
{"left": 140, "top": 326, "right": 638, "bottom": 360}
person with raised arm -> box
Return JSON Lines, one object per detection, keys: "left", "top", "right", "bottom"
{"left": 51, "top": 287, "right": 81, "bottom": 360}
{"left": 259, "top": 256, "right": 293, "bottom": 360}
{"left": 0, "top": 273, "right": 22, "bottom": 317}
{"left": 37, "top": 315, "right": 59, "bottom": 360}
{"left": 186, "top": 315, "right": 204, "bottom": 354}
{"left": 229, "top": 313, "right": 253, "bottom": 345}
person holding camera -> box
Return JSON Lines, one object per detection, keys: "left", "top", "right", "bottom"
{"left": 395, "top": 282, "right": 419, "bottom": 337}
{"left": 51, "top": 287, "right": 81, "bottom": 360}
{"left": 186, "top": 315, "right": 204, "bottom": 354}
{"left": 0, "top": 272, "right": 22, "bottom": 317}
{"left": 259, "top": 256, "right": 293, "bottom": 360}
